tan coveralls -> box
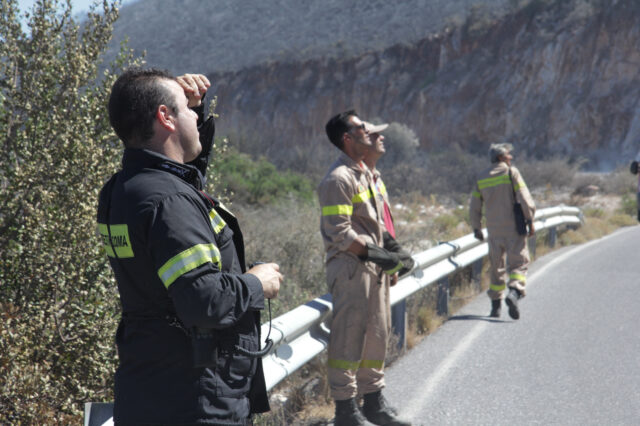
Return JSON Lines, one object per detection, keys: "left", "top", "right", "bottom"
{"left": 469, "top": 162, "right": 536, "bottom": 300}
{"left": 318, "top": 153, "right": 390, "bottom": 401}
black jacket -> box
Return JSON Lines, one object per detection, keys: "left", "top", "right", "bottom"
{"left": 97, "top": 123, "right": 269, "bottom": 424}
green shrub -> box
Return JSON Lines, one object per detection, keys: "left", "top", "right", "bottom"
{"left": 600, "top": 166, "right": 637, "bottom": 195}
{"left": 583, "top": 207, "right": 605, "bottom": 218}
{"left": 517, "top": 156, "right": 581, "bottom": 190}
{"left": 377, "top": 122, "right": 420, "bottom": 168}
{"left": 432, "top": 213, "right": 461, "bottom": 234}
{"left": 214, "top": 147, "right": 314, "bottom": 205}
{"left": 617, "top": 193, "right": 637, "bottom": 217}
{"left": 0, "top": 1, "right": 137, "bottom": 422}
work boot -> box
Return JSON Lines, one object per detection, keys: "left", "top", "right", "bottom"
{"left": 362, "top": 390, "right": 411, "bottom": 426}
{"left": 334, "top": 398, "right": 366, "bottom": 426}
{"left": 489, "top": 299, "right": 501, "bottom": 318}
{"left": 505, "top": 288, "right": 521, "bottom": 320}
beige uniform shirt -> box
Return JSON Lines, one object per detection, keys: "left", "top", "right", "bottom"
{"left": 469, "top": 162, "right": 536, "bottom": 238}
{"left": 318, "top": 152, "right": 384, "bottom": 263}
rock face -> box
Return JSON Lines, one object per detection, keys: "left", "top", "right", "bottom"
{"left": 208, "top": 0, "right": 640, "bottom": 170}
{"left": 110, "top": 0, "right": 512, "bottom": 75}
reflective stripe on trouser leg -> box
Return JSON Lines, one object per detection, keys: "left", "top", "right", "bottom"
{"left": 487, "top": 236, "right": 507, "bottom": 300}
{"left": 355, "top": 272, "right": 390, "bottom": 396}
{"left": 506, "top": 236, "right": 530, "bottom": 296}
{"left": 326, "top": 256, "right": 386, "bottom": 400}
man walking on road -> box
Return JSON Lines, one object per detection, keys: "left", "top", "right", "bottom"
{"left": 318, "top": 111, "right": 411, "bottom": 426}
{"left": 469, "top": 143, "right": 536, "bottom": 320}
{"left": 98, "top": 68, "right": 283, "bottom": 425}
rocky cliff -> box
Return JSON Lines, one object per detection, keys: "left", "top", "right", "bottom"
{"left": 109, "top": 0, "right": 512, "bottom": 75}
{"left": 208, "top": 0, "right": 640, "bottom": 171}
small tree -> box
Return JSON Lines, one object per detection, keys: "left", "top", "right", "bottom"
{"left": 0, "top": 0, "right": 138, "bottom": 421}
{"left": 379, "top": 122, "right": 420, "bottom": 167}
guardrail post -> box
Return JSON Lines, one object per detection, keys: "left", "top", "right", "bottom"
{"left": 472, "top": 258, "right": 483, "bottom": 292}
{"left": 547, "top": 226, "right": 557, "bottom": 248}
{"left": 528, "top": 234, "right": 536, "bottom": 258}
{"left": 437, "top": 277, "right": 449, "bottom": 316}
{"left": 391, "top": 301, "right": 406, "bottom": 351}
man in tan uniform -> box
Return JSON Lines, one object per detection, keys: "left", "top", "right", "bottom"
{"left": 362, "top": 120, "right": 414, "bottom": 278}
{"left": 469, "top": 143, "right": 536, "bottom": 320}
{"left": 318, "top": 111, "right": 411, "bottom": 426}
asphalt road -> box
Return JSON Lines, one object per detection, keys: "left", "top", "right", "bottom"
{"left": 383, "top": 226, "right": 640, "bottom": 426}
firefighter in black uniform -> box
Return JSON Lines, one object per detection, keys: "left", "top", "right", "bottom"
{"left": 97, "top": 68, "right": 283, "bottom": 425}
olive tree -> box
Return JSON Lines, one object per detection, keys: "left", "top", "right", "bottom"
{"left": 0, "top": 0, "right": 138, "bottom": 422}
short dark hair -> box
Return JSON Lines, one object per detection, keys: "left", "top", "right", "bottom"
{"left": 325, "top": 110, "right": 359, "bottom": 150}
{"left": 108, "top": 67, "right": 178, "bottom": 148}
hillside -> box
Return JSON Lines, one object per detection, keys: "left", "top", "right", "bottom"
{"left": 107, "top": 0, "right": 512, "bottom": 74}
{"left": 107, "top": 0, "right": 640, "bottom": 173}
{"left": 205, "top": 0, "right": 640, "bottom": 172}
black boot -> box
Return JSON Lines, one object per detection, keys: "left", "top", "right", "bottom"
{"left": 489, "top": 299, "right": 501, "bottom": 318}
{"left": 505, "top": 288, "right": 521, "bottom": 320}
{"left": 362, "top": 390, "right": 411, "bottom": 426}
{"left": 334, "top": 398, "right": 366, "bottom": 426}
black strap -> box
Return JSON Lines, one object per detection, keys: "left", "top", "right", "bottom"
{"left": 234, "top": 298, "right": 273, "bottom": 358}
{"left": 234, "top": 262, "right": 274, "bottom": 358}
{"left": 508, "top": 168, "right": 517, "bottom": 201}
{"left": 509, "top": 168, "right": 529, "bottom": 235}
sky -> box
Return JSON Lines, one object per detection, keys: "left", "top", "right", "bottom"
{"left": 17, "top": 0, "right": 137, "bottom": 17}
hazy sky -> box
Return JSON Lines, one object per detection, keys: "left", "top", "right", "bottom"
{"left": 17, "top": 0, "right": 137, "bottom": 16}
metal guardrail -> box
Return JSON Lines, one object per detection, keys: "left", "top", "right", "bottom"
{"left": 261, "top": 205, "right": 582, "bottom": 390}
{"left": 84, "top": 205, "right": 582, "bottom": 425}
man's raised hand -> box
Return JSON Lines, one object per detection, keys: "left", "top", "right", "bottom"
{"left": 176, "top": 73, "right": 211, "bottom": 107}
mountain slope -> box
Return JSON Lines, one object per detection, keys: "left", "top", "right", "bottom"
{"left": 107, "top": 0, "right": 640, "bottom": 171}
{"left": 206, "top": 0, "right": 640, "bottom": 171}
{"left": 108, "top": 0, "right": 512, "bottom": 74}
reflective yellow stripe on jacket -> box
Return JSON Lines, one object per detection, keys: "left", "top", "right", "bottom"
{"left": 351, "top": 187, "right": 375, "bottom": 204}
{"left": 477, "top": 174, "right": 526, "bottom": 191}
{"left": 321, "top": 187, "right": 375, "bottom": 217}
{"left": 513, "top": 181, "right": 526, "bottom": 191}
{"left": 477, "top": 174, "right": 512, "bottom": 190}
{"left": 158, "top": 243, "right": 221, "bottom": 289}
{"left": 209, "top": 209, "right": 227, "bottom": 234}
{"left": 322, "top": 189, "right": 373, "bottom": 216}
{"left": 322, "top": 205, "right": 353, "bottom": 216}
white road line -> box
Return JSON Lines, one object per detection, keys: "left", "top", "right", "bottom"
{"left": 403, "top": 228, "right": 632, "bottom": 420}
{"left": 404, "top": 319, "right": 487, "bottom": 419}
